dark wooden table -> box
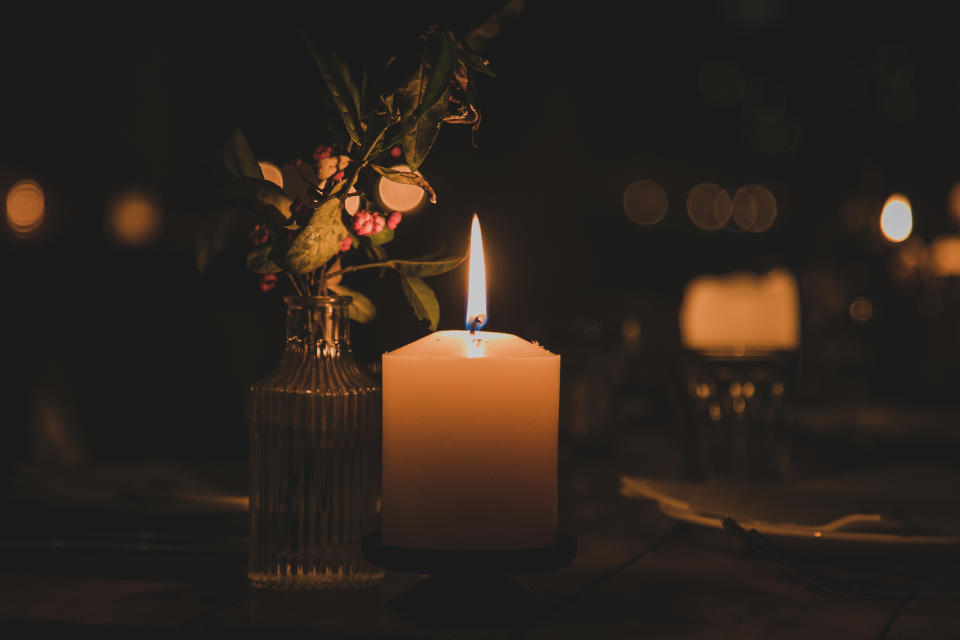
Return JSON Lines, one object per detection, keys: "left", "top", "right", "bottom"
{"left": 1, "top": 431, "right": 958, "bottom": 638}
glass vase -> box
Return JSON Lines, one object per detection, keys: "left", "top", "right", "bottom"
{"left": 248, "top": 295, "right": 383, "bottom": 588}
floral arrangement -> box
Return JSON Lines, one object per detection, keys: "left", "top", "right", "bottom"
{"left": 209, "top": 23, "right": 499, "bottom": 331}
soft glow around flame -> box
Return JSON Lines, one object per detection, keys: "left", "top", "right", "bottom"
{"left": 880, "top": 193, "right": 912, "bottom": 243}
{"left": 466, "top": 214, "right": 487, "bottom": 332}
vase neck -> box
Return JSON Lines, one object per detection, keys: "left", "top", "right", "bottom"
{"left": 284, "top": 296, "right": 352, "bottom": 358}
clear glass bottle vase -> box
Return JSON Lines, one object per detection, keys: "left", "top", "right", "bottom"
{"left": 248, "top": 295, "right": 383, "bottom": 588}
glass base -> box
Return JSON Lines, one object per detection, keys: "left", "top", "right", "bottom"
{"left": 248, "top": 568, "right": 383, "bottom": 590}
{"left": 683, "top": 349, "right": 797, "bottom": 481}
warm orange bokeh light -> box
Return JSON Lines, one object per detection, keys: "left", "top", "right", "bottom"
{"left": 108, "top": 191, "right": 162, "bottom": 246}
{"left": 928, "top": 235, "right": 960, "bottom": 277}
{"left": 849, "top": 296, "right": 873, "bottom": 324}
{"left": 466, "top": 214, "right": 487, "bottom": 333}
{"left": 747, "top": 184, "right": 777, "bottom": 232}
{"left": 378, "top": 164, "right": 425, "bottom": 213}
{"left": 948, "top": 182, "right": 960, "bottom": 226}
{"left": 623, "top": 179, "right": 668, "bottom": 225}
{"left": 6, "top": 179, "right": 45, "bottom": 236}
{"left": 880, "top": 193, "right": 912, "bottom": 242}
{"left": 732, "top": 185, "right": 777, "bottom": 232}
{"left": 686, "top": 183, "right": 732, "bottom": 230}
{"left": 679, "top": 268, "right": 800, "bottom": 354}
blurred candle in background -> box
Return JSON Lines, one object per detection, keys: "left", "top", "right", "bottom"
{"left": 679, "top": 268, "right": 800, "bottom": 355}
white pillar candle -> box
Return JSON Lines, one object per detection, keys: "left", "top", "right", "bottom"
{"left": 381, "top": 216, "right": 560, "bottom": 550}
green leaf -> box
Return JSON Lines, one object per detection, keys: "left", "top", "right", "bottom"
{"left": 370, "top": 165, "right": 437, "bottom": 204}
{"left": 389, "top": 254, "right": 465, "bottom": 278}
{"left": 457, "top": 41, "right": 495, "bottom": 77}
{"left": 196, "top": 211, "right": 239, "bottom": 272}
{"left": 246, "top": 243, "right": 282, "bottom": 274}
{"left": 400, "top": 275, "right": 440, "bottom": 331}
{"left": 466, "top": 0, "right": 525, "bottom": 51}
{"left": 402, "top": 88, "right": 449, "bottom": 171}
{"left": 232, "top": 178, "right": 298, "bottom": 229}
{"left": 224, "top": 129, "right": 263, "bottom": 179}
{"left": 414, "top": 31, "right": 457, "bottom": 122}
{"left": 369, "top": 226, "right": 394, "bottom": 246}
{"left": 365, "top": 240, "right": 388, "bottom": 263}
{"left": 328, "top": 283, "right": 377, "bottom": 323}
{"left": 285, "top": 198, "right": 347, "bottom": 273}
{"left": 397, "top": 61, "right": 427, "bottom": 121}
{"left": 302, "top": 34, "right": 363, "bottom": 145}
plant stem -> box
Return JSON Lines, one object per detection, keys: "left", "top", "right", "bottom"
{"left": 360, "top": 125, "right": 389, "bottom": 163}
{"left": 318, "top": 263, "right": 329, "bottom": 296}
{"left": 323, "top": 261, "right": 393, "bottom": 281}
{"left": 284, "top": 272, "right": 305, "bottom": 296}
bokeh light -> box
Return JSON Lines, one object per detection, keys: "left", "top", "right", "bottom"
{"left": 621, "top": 317, "right": 642, "bottom": 354}
{"left": 928, "top": 235, "right": 960, "bottom": 277}
{"left": 107, "top": 190, "right": 162, "bottom": 247}
{"left": 377, "top": 164, "right": 425, "bottom": 213}
{"left": 745, "top": 184, "right": 777, "bottom": 231}
{"left": 948, "top": 182, "right": 960, "bottom": 226}
{"left": 880, "top": 193, "right": 912, "bottom": 243}
{"left": 623, "top": 179, "right": 668, "bottom": 225}
{"left": 6, "top": 179, "right": 45, "bottom": 236}
{"left": 258, "top": 161, "right": 284, "bottom": 189}
{"left": 849, "top": 296, "right": 873, "bottom": 324}
{"left": 891, "top": 237, "right": 925, "bottom": 283}
{"left": 732, "top": 187, "right": 758, "bottom": 230}
{"left": 686, "top": 183, "right": 732, "bottom": 230}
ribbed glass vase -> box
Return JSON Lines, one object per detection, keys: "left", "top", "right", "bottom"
{"left": 248, "top": 295, "right": 383, "bottom": 589}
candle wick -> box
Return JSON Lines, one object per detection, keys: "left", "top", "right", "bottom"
{"left": 468, "top": 314, "right": 486, "bottom": 335}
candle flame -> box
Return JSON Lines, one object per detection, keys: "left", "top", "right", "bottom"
{"left": 466, "top": 214, "right": 487, "bottom": 332}
{"left": 880, "top": 194, "right": 912, "bottom": 243}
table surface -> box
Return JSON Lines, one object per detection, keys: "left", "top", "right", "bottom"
{"left": 1, "top": 426, "right": 959, "bottom": 638}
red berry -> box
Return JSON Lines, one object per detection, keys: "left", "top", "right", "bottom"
{"left": 352, "top": 210, "right": 374, "bottom": 236}
{"left": 259, "top": 273, "right": 277, "bottom": 293}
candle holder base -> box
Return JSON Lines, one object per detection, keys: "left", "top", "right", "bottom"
{"left": 361, "top": 532, "right": 576, "bottom": 623}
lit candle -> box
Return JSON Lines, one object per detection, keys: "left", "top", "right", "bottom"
{"left": 679, "top": 268, "right": 800, "bottom": 355}
{"left": 381, "top": 216, "right": 560, "bottom": 550}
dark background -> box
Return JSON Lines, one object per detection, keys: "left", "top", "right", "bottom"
{"left": 3, "top": 0, "right": 960, "bottom": 471}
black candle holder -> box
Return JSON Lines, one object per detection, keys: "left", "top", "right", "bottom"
{"left": 361, "top": 531, "right": 577, "bottom": 622}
